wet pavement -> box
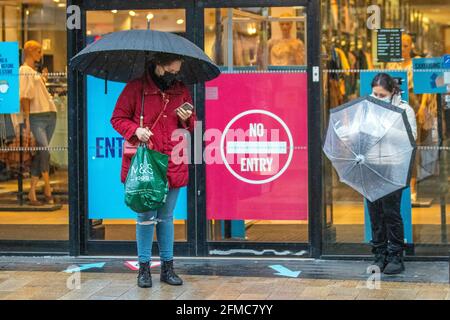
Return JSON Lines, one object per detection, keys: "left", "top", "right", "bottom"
{"left": 0, "top": 256, "right": 449, "bottom": 300}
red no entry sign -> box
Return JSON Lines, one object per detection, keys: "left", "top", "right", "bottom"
{"left": 220, "top": 109, "right": 294, "bottom": 184}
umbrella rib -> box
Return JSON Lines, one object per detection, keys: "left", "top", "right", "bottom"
{"left": 365, "top": 148, "right": 413, "bottom": 159}
{"left": 358, "top": 101, "right": 367, "bottom": 155}
{"left": 340, "top": 161, "right": 358, "bottom": 180}
{"left": 79, "top": 51, "right": 102, "bottom": 75}
{"left": 85, "top": 52, "right": 108, "bottom": 79}
{"left": 128, "top": 50, "right": 139, "bottom": 82}
{"left": 109, "top": 49, "right": 128, "bottom": 82}
{"left": 96, "top": 53, "right": 111, "bottom": 79}
{"left": 111, "top": 32, "right": 133, "bottom": 78}
{"left": 359, "top": 164, "right": 370, "bottom": 201}
{"left": 365, "top": 113, "right": 404, "bottom": 154}
{"left": 331, "top": 124, "right": 358, "bottom": 157}
{"left": 126, "top": 31, "right": 142, "bottom": 82}
{"left": 324, "top": 154, "right": 356, "bottom": 161}
{"left": 362, "top": 163, "right": 405, "bottom": 187}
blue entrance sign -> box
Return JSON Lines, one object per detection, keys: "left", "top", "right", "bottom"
{"left": 87, "top": 76, "right": 187, "bottom": 219}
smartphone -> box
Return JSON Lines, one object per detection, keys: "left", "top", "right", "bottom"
{"left": 177, "top": 102, "right": 194, "bottom": 112}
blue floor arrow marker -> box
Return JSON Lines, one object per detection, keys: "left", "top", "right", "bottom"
{"left": 64, "top": 263, "right": 106, "bottom": 273}
{"left": 269, "top": 265, "right": 301, "bottom": 278}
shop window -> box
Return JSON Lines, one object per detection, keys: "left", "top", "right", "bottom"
{"left": 0, "top": 1, "right": 68, "bottom": 242}
{"left": 321, "top": 0, "right": 450, "bottom": 256}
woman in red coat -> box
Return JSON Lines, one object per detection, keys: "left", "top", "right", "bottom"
{"left": 111, "top": 53, "right": 196, "bottom": 288}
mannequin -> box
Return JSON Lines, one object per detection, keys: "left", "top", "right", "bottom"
{"left": 20, "top": 40, "right": 57, "bottom": 205}
{"left": 265, "top": 12, "right": 305, "bottom": 66}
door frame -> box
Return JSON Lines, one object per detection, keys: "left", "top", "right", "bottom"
{"left": 195, "top": 0, "right": 322, "bottom": 258}
{"left": 67, "top": 0, "right": 323, "bottom": 258}
{"left": 68, "top": 0, "right": 198, "bottom": 257}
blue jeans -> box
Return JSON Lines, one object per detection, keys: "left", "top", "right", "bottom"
{"left": 136, "top": 188, "right": 180, "bottom": 263}
{"left": 29, "top": 112, "right": 57, "bottom": 177}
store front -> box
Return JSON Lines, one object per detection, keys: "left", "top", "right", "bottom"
{"left": 0, "top": 0, "right": 449, "bottom": 259}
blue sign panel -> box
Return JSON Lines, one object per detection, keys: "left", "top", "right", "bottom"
{"left": 0, "top": 42, "right": 19, "bottom": 114}
{"left": 360, "top": 71, "right": 409, "bottom": 101}
{"left": 413, "top": 56, "right": 450, "bottom": 94}
{"left": 87, "top": 76, "right": 187, "bottom": 219}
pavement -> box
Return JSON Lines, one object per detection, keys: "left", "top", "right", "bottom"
{"left": 0, "top": 256, "right": 449, "bottom": 300}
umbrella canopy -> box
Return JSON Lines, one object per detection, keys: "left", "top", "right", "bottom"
{"left": 323, "top": 95, "right": 416, "bottom": 202}
{"left": 69, "top": 29, "right": 220, "bottom": 84}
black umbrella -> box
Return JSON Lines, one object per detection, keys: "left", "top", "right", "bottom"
{"left": 69, "top": 29, "right": 220, "bottom": 86}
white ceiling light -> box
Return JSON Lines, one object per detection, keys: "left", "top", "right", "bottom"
{"left": 129, "top": 11, "right": 136, "bottom": 17}
{"left": 177, "top": 19, "right": 184, "bottom": 25}
{"left": 111, "top": 10, "right": 118, "bottom": 14}
{"left": 146, "top": 13, "right": 154, "bottom": 20}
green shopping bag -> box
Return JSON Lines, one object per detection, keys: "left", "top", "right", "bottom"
{"left": 125, "top": 145, "right": 169, "bottom": 213}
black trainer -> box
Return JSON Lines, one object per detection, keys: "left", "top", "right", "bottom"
{"left": 370, "top": 251, "right": 388, "bottom": 273}
{"left": 160, "top": 260, "right": 183, "bottom": 286}
{"left": 383, "top": 253, "right": 405, "bottom": 275}
{"left": 137, "top": 262, "right": 152, "bottom": 288}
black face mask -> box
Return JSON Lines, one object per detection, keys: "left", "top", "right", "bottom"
{"left": 159, "top": 71, "right": 177, "bottom": 87}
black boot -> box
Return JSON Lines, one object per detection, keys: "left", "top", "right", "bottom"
{"left": 137, "top": 262, "right": 152, "bottom": 288}
{"left": 383, "top": 253, "right": 405, "bottom": 275}
{"left": 370, "top": 249, "right": 388, "bottom": 272}
{"left": 160, "top": 260, "right": 183, "bottom": 286}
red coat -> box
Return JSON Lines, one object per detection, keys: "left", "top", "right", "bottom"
{"left": 111, "top": 71, "right": 196, "bottom": 188}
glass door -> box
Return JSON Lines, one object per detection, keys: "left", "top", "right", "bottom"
{"left": 202, "top": 4, "right": 313, "bottom": 256}
{"left": 82, "top": 5, "right": 196, "bottom": 256}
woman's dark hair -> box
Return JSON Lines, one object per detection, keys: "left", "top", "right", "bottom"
{"left": 371, "top": 73, "right": 401, "bottom": 95}
{"left": 151, "top": 52, "right": 184, "bottom": 66}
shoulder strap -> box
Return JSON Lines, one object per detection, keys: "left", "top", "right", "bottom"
{"left": 139, "top": 79, "right": 169, "bottom": 131}
{"left": 150, "top": 92, "right": 169, "bottom": 131}
{"left": 139, "top": 81, "right": 145, "bottom": 128}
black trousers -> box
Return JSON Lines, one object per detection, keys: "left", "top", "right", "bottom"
{"left": 366, "top": 189, "right": 405, "bottom": 255}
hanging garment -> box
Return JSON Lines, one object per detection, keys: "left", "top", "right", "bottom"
{"left": 364, "top": 51, "right": 374, "bottom": 70}
{"left": 0, "top": 114, "right": 36, "bottom": 173}
{"left": 330, "top": 0, "right": 339, "bottom": 30}
{"left": 342, "top": 0, "right": 351, "bottom": 33}
{"left": 333, "top": 47, "right": 351, "bottom": 97}
{"left": 347, "top": 51, "right": 358, "bottom": 97}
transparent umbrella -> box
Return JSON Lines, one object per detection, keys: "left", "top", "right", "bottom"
{"left": 323, "top": 96, "right": 416, "bottom": 202}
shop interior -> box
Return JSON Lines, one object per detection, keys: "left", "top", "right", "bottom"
{"left": 0, "top": 1, "right": 449, "bottom": 254}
